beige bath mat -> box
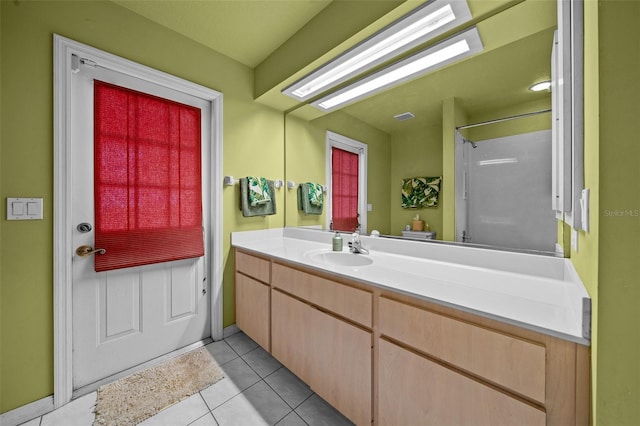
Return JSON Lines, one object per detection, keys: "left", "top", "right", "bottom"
{"left": 94, "top": 347, "right": 224, "bottom": 425}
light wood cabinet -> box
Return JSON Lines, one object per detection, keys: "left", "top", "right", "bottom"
{"left": 270, "top": 265, "right": 373, "bottom": 426}
{"left": 234, "top": 250, "right": 271, "bottom": 350}
{"left": 272, "top": 262, "right": 372, "bottom": 327}
{"left": 306, "top": 307, "right": 372, "bottom": 426}
{"left": 378, "top": 338, "right": 546, "bottom": 426}
{"left": 271, "top": 289, "right": 311, "bottom": 383}
{"left": 379, "top": 296, "right": 546, "bottom": 404}
{"left": 235, "top": 250, "right": 270, "bottom": 283}
{"left": 377, "top": 293, "right": 589, "bottom": 425}
{"left": 234, "top": 249, "right": 589, "bottom": 426}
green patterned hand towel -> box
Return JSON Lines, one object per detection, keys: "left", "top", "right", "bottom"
{"left": 306, "top": 182, "right": 324, "bottom": 207}
{"left": 247, "top": 176, "right": 271, "bottom": 206}
{"left": 298, "top": 183, "right": 323, "bottom": 215}
{"left": 402, "top": 177, "right": 441, "bottom": 208}
{"left": 240, "top": 178, "right": 276, "bottom": 217}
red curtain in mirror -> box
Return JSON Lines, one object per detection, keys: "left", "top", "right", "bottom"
{"left": 331, "top": 147, "right": 359, "bottom": 232}
{"left": 93, "top": 80, "right": 204, "bottom": 272}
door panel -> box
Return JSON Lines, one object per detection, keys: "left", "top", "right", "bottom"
{"left": 71, "top": 61, "right": 211, "bottom": 389}
{"left": 168, "top": 260, "right": 199, "bottom": 321}
{"left": 100, "top": 270, "right": 141, "bottom": 341}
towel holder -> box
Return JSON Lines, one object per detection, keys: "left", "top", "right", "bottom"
{"left": 224, "top": 176, "right": 283, "bottom": 189}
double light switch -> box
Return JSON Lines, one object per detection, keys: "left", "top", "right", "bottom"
{"left": 6, "top": 197, "right": 43, "bottom": 220}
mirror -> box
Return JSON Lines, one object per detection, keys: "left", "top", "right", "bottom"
{"left": 284, "top": 0, "right": 564, "bottom": 256}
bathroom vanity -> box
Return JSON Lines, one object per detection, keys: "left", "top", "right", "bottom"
{"left": 232, "top": 228, "right": 590, "bottom": 426}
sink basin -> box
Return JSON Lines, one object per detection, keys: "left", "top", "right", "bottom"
{"left": 309, "top": 251, "right": 374, "bottom": 267}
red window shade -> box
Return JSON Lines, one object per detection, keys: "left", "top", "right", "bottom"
{"left": 94, "top": 81, "right": 204, "bottom": 272}
{"left": 331, "top": 147, "right": 359, "bottom": 232}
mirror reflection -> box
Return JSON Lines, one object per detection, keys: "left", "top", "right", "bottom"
{"left": 284, "top": 0, "right": 562, "bottom": 256}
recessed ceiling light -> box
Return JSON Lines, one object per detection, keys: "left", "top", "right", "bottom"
{"left": 311, "top": 27, "right": 483, "bottom": 111}
{"left": 282, "top": 0, "right": 472, "bottom": 101}
{"left": 529, "top": 81, "right": 551, "bottom": 92}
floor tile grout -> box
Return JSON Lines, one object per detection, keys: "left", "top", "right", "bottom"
{"left": 20, "top": 331, "right": 350, "bottom": 426}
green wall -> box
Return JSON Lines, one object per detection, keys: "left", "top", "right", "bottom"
{"left": 572, "top": 1, "right": 640, "bottom": 424}
{"left": 0, "top": 0, "right": 285, "bottom": 413}
{"left": 572, "top": 0, "right": 600, "bottom": 420}
{"left": 284, "top": 114, "right": 328, "bottom": 228}
{"left": 390, "top": 123, "right": 443, "bottom": 237}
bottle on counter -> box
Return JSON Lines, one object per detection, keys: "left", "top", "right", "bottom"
{"left": 332, "top": 232, "right": 343, "bottom": 251}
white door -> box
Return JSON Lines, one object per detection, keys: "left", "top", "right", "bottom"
{"left": 70, "top": 61, "right": 212, "bottom": 389}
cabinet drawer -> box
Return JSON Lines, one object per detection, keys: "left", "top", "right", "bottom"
{"left": 378, "top": 338, "right": 545, "bottom": 426}
{"left": 272, "top": 263, "right": 372, "bottom": 328}
{"left": 379, "top": 296, "right": 546, "bottom": 403}
{"left": 236, "top": 250, "right": 270, "bottom": 283}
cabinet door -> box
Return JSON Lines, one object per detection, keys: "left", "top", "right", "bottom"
{"left": 235, "top": 273, "right": 270, "bottom": 350}
{"left": 307, "top": 307, "right": 372, "bottom": 426}
{"left": 378, "top": 338, "right": 545, "bottom": 426}
{"left": 271, "top": 289, "right": 311, "bottom": 383}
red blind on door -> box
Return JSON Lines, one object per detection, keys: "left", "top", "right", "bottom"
{"left": 94, "top": 81, "right": 204, "bottom": 272}
{"left": 331, "top": 147, "right": 359, "bottom": 232}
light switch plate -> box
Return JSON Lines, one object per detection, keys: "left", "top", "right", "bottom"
{"left": 580, "top": 188, "right": 590, "bottom": 232}
{"left": 7, "top": 197, "right": 43, "bottom": 220}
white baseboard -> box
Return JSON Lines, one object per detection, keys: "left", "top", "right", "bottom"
{"left": 223, "top": 324, "right": 240, "bottom": 339}
{"left": 0, "top": 396, "right": 54, "bottom": 426}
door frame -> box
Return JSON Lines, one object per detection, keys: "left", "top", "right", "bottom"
{"left": 53, "top": 35, "right": 224, "bottom": 408}
{"left": 325, "top": 131, "right": 368, "bottom": 233}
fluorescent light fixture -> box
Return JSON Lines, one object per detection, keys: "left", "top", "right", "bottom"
{"left": 529, "top": 80, "right": 551, "bottom": 92}
{"left": 477, "top": 158, "right": 519, "bottom": 166}
{"left": 312, "top": 27, "right": 483, "bottom": 111}
{"left": 282, "top": 0, "right": 472, "bottom": 101}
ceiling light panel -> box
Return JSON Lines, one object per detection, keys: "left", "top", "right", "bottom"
{"left": 312, "top": 27, "right": 483, "bottom": 112}
{"left": 282, "top": 0, "right": 473, "bottom": 101}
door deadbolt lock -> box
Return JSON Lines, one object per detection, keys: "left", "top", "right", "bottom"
{"left": 77, "top": 223, "right": 92, "bottom": 233}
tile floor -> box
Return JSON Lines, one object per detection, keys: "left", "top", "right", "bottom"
{"left": 20, "top": 331, "right": 353, "bottom": 426}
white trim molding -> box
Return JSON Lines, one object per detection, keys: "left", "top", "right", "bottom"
{"left": 53, "top": 35, "right": 224, "bottom": 409}
{"left": 325, "top": 131, "right": 368, "bottom": 233}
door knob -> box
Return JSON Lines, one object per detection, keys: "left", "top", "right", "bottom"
{"left": 76, "top": 245, "right": 106, "bottom": 257}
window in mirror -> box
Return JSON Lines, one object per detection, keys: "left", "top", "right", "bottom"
{"left": 325, "top": 131, "right": 368, "bottom": 233}
{"left": 331, "top": 148, "right": 359, "bottom": 232}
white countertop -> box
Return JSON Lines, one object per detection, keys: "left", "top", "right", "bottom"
{"left": 232, "top": 227, "right": 591, "bottom": 346}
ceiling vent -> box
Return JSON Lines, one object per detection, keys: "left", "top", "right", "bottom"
{"left": 394, "top": 112, "right": 416, "bottom": 121}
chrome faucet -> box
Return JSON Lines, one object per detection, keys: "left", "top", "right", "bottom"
{"left": 348, "top": 230, "right": 369, "bottom": 254}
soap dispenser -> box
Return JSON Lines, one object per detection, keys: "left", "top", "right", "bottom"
{"left": 332, "top": 232, "right": 343, "bottom": 251}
